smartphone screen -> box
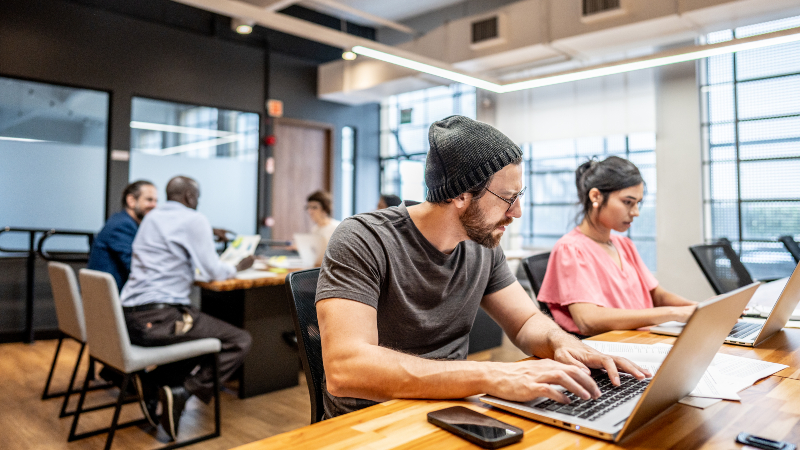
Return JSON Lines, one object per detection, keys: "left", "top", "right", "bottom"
{"left": 428, "top": 406, "right": 523, "bottom": 448}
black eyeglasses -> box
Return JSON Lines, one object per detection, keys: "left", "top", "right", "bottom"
{"left": 485, "top": 186, "right": 526, "bottom": 213}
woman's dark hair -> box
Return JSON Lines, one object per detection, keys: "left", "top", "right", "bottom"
{"left": 307, "top": 190, "right": 333, "bottom": 216}
{"left": 576, "top": 156, "right": 644, "bottom": 225}
{"left": 380, "top": 194, "right": 402, "bottom": 208}
{"left": 121, "top": 180, "right": 154, "bottom": 209}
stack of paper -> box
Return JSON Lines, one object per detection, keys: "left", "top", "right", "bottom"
{"left": 583, "top": 341, "right": 787, "bottom": 407}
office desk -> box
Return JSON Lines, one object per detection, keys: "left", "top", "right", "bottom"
{"left": 197, "top": 274, "right": 299, "bottom": 398}
{"left": 596, "top": 329, "right": 800, "bottom": 380}
{"left": 234, "top": 330, "right": 800, "bottom": 449}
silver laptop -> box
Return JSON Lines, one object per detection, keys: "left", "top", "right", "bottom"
{"left": 293, "top": 233, "right": 320, "bottom": 268}
{"left": 651, "top": 262, "right": 800, "bottom": 347}
{"left": 481, "top": 282, "right": 759, "bottom": 442}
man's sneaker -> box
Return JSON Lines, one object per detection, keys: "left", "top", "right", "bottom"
{"left": 133, "top": 374, "right": 159, "bottom": 427}
{"left": 159, "top": 385, "right": 189, "bottom": 441}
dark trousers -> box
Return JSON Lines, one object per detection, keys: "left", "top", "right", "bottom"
{"left": 124, "top": 305, "right": 252, "bottom": 403}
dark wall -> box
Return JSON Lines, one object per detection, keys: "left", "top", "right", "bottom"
{"left": 269, "top": 52, "right": 380, "bottom": 216}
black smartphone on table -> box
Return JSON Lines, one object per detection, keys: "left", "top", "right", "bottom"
{"left": 427, "top": 406, "right": 524, "bottom": 449}
{"left": 736, "top": 432, "right": 796, "bottom": 450}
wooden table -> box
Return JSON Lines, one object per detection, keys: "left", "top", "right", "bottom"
{"left": 197, "top": 272, "right": 300, "bottom": 398}
{"left": 234, "top": 330, "right": 800, "bottom": 449}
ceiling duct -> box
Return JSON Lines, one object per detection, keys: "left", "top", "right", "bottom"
{"left": 582, "top": 0, "right": 621, "bottom": 17}
{"left": 469, "top": 14, "right": 507, "bottom": 50}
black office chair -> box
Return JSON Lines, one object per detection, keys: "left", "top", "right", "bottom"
{"left": 285, "top": 268, "right": 325, "bottom": 424}
{"left": 520, "top": 252, "right": 554, "bottom": 318}
{"left": 689, "top": 241, "right": 754, "bottom": 295}
{"left": 779, "top": 236, "right": 800, "bottom": 264}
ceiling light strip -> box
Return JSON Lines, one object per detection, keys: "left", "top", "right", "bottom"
{"left": 352, "top": 46, "right": 503, "bottom": 92}
{"left": 354, "top": 27, "right": 800, "bottom": 93}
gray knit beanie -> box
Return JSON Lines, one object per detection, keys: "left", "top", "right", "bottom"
{"left": 425, "top": 115, "right": 522, "bottom": 203}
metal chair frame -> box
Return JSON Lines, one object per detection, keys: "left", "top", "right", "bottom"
{"left": 285, "top": 268, "right": 324, "bottom": 424}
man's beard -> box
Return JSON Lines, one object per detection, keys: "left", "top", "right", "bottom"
{"left": 460, "top": 200, "right": 512, "bottom": 249}
{"left": 133, "top": 206, "right": 146, "bottom": 221}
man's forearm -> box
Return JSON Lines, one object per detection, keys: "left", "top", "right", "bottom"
{"left": 325, "top": 343, "right": 493, "bottom": 401}
{"left": 510, "top": 311, "right": 576, "bottom": 360}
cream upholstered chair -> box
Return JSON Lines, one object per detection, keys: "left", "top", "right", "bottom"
{"left": 44, "top": 262, "right": 113, "bottom": 417}
{"left": 70, "top": 269, "right": 222, "bottom": 450}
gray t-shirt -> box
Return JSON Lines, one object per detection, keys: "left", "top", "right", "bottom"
{"left": 315, "top": 203, "right": 516, "bottom": 417}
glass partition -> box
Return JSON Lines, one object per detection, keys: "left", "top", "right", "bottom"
{"left": 129, "top": 98, "right": 260, "bottom": 235}
{"left": 0, "top": 76, "right": 109, "bottom": 254}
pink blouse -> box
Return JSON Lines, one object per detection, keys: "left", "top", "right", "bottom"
{"left": 537, "top": 228, "right": 658, "bottom": 334}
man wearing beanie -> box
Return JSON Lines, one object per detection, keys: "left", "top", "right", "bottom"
{"left": 315, "top": 115, "right": 647, "bottom": 418}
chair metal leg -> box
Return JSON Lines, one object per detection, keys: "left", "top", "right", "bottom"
{"left": 41, "top": 334, "right": 65, "bottom": 400}
{"left": 68, "top": 355, "right": 93, "bottom": 442}
{"left": 58, "top": 342, "right": 85, "bottom": 417}
{"left": 213, "top": 353, "right": 221, "bottom": 437}
{"left": 68, "top": 357, "right": 147, "bottom": 444}
{"left": 103, "top": 374, "right": 130, "bottom": 450}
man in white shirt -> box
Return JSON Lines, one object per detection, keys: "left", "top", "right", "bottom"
{"left": 121, "top": 176, "right": 253, "bottom": 441}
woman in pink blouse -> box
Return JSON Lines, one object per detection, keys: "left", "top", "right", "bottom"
{"left": 537, "top": 157, "right": 697, "bottom": 336}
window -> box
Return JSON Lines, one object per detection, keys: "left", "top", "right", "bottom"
{"left": 129, "top": 98, "right": 260, "bottom": 234}
{"left": 521, "top": 134, "right": 658, "bottom": 271}
{"left": 0, "top": 76, "right": 109, "bottom": 254}
{"left": 701, "top": 16, "right": 800, "bottom": 280}
{"left": 380, "top": 84, "right": 476, "bottom": 202}
{"left": 340, "top": 126, "right": 356, "bottom": 217}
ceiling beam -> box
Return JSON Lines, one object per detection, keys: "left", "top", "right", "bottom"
{"left": 171, "top": 0, "right": 495, "bottom": 80}
{"left": 304, "top": 0, "right": 416, "bottom": 35}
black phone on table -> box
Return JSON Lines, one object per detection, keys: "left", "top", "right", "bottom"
{"left": 427, "top": 406, "right": 524, "bottom": 449}
{"left": 736, "top": 432, "right": 796, "bottom": 450}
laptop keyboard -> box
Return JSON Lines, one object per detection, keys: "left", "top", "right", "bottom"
{"left": 728, "top": 321, "right": 762, "bottom": 339}
{"left": 533, "top": 372, "right": 650, "bottom": 422}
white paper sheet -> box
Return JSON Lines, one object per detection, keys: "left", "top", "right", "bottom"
{"left": 584, "top": 341, "right": 787, "bottom": 400}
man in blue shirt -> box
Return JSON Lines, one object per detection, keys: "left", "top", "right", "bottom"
{"left": 121, "top": 176, "right": 253, "bottom": 441}
{"left": 87, "top": 180, "right": 158, "bottom": 290}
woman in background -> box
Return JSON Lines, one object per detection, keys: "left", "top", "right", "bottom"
{"left": 537, "top": 156, "right": 697, "bottom": 336}
{"left": 377, "top": 194, "right": 402, "bottom": 209}
{"left": 306, "top": 190, "right": 340, "bottom": 266}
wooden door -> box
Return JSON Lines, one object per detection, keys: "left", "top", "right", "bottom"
{"left": 271, "top": 118, "right": 332, "bottom": 241}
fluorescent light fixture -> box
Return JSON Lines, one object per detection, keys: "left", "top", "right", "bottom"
{"left": 130, "top": 121, "right": 235, "bottom": 138}
{"left": 232, "top": 17, "right": 254, "bottom": 34}
{"left": 352, "top": 26, "right": 800, "bottom": 93}
{"left": 342, "top": 51, "right": 357, "bottom": 60}
{"left": 352, "top": 46, "right": 501, "bottom": 92}
{"left": 136, "top": 134, "right": 244, "bottom": 156}
{"left": 0, "top": 136, "right": 50, "bottom": 143}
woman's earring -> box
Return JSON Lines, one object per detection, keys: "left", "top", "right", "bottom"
{"left": 592, "top": 202, "right": 599, "bottom": 208}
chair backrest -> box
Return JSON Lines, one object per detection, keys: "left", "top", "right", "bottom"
{"left": 689, "top": 242, "right": 754, "bottom": 295}
{"left": 47, "top": 262, "right": 87, "bottom": 342}
{"left": 779, "top": 236, "right": 800, "bottom": 264}
{"left": 77, "top": 269, "right": 132, "bottom": 371}
{"left": 285, "top": 268, "right": 324, "bottom": 424}
{"left": 520, "top": 252, "right": 553, "bottom": 318}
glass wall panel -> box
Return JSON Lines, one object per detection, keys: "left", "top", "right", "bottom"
{"left": 0, "top": 76, "right": 108, "bottom": 254}
{"left": 701, "top": 14, "right": 800, "bottom": 279}
{"left": 129, "top": 97, "right": 259, "bottom": 235}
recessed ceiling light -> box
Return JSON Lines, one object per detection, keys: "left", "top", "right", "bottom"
{"left": 232, "top": 18, "right": 254, "bottom": 35}
{"left": 342, "top": 51, "right": 357, "bottom": 61}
